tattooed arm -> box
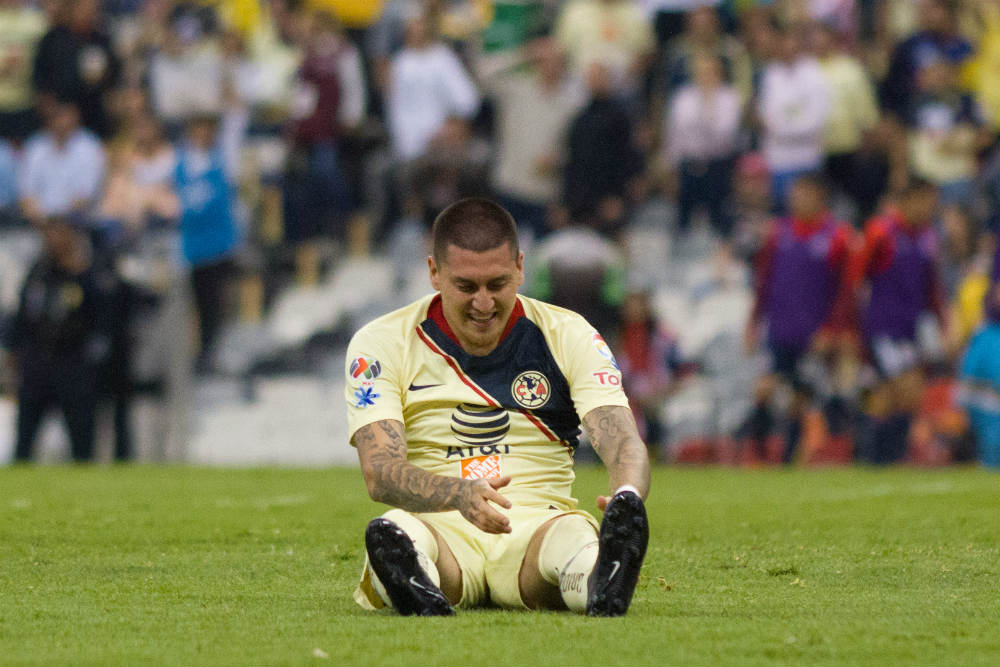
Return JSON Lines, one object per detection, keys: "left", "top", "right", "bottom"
{"left": 582, "top": 405, "right": 651, "bottom": 509}
{"left": 353, "top": 419, "right": 513, "bottom": 533}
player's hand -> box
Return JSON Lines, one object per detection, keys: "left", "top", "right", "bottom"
{"left": 596, "top": 495, "right": 612, "bottom": 512}
{"left": 456, "top": 476, "right": 513, "bottom": 534}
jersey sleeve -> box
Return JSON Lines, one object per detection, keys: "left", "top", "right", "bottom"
{"left": 344, "top": 324, "right": 405, "bottom": 444}
{"left": 558, "top": 315, "right": 631, "bottom": 420}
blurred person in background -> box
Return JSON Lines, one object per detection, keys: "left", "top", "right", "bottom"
{"left": 811, "top": 19, "right": 886, "bottom": 224}
{"left": 662, "top": 52, "right": 743, "bottom": 240}
{"left": 97, "top": 112, "right": 179, "bottom": 245}
{"left": 616, "top": 289, "right": 683, "bottom": 456}
{"left": 879, "top": 0, "right": 973, "bottom": 126}
{"left": 479, "top": 37, "right": 586, "bottom": 241}
{"left": 283, "top": 9, "right": 366, "bottom": 267}
{"left": 18, "top": 98, "right": 106, "bottom": 225}
{"left": 561, "top": 61, "right": 644, "bottom": 235}
{"left": 404, "top": 115, "right": 492, "bottom": 228}
{"left": 850, "top": 178, "right": 948, "bottom": 464}
{"left": 658, "top": 5, "right": 752, "bottom": 102}
{"left": 32, "top": 0, "right": 121, "bottom": 139}
{"left": 386, "top": 10, "right": 479, "bottom": 163}
{"left": 0, "top": 0, "right": 47, "bottom": 143}
{"left": 173, "top": 113, "right": 242, "bottom": 374}
{"left": 906, "top": 61, "right": 991, "bottom": 207}
{"left": 0, "top": 138, "right": 19, "bottom": 223}
{"left": 957, "top": 235, "right": 1000, "bottom": 467}
{"left": 147, "top": 1, "right": 225, "bottom": 139}
{"left": 385, "top": 9, "right": 479, "bottom": 233}
{"left": 7, "top": 214, "right": 117, "bottom": 462}
{"left": 554, "top": 0, "right": 656, "bottom": 110}
{"left": 741, "top": 173, "right": 854, "bottom": 464}
{"left": 757, "top": 24, "right": 831, "bottom": 213}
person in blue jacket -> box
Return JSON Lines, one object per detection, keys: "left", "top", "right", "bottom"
{"left": 174, "top": 113, "right": 242, "bottom": 372}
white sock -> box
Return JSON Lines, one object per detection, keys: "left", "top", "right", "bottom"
{"left": 369, "top": 509, "right": 441, "bottom": 606}
{"left": 537, "top": 514, "right": 599, "bottom": 613}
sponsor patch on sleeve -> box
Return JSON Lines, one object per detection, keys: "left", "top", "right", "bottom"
{"left": 591, "top": 333, "right": 620, "bottom": 370}
{"left": 349, "top": 356, "right": 382, "bottom": 385}
{"left": 353, "top": 385, "right": 380, "bottom": 409}
{"left": 460, "top": 455, "right": 502, "bottom": 480}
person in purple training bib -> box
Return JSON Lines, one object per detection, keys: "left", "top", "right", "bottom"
{"left": 742, "top": 173, "right": 855, "bottom": 464}
{"left": 850, "top": 177, "right": 948, "bottom": 464}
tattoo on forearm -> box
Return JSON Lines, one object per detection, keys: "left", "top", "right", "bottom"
{"left": 583, "top": 406, "right": 651, "bottom": 497}
{"left": 354, "top": 420, "right": 468, "bottom": 512}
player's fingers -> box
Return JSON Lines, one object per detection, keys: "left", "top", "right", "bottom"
{"left": 476, "top": 501, "right": 512, "bottom": 534}
{"left": 483, "top": 485, "right": 513, "bottom": 510}
{"left": 488, "top": 475, "right": 512, "bottom": 490}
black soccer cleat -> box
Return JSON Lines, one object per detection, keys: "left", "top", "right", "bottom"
{"left": 586, "top": 491, "right": 649, "bottom": 617}
{"left": 364, "top": 518, "right": 455, "bottom": 616}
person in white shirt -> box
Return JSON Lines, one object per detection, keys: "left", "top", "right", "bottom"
{"left": 757, "top": 26, "right": 831, "bottom": 212}
{"left": 19, "top": 99, "right": 106, "bottom": 224}
{"left": 386, "top": 12, "right": 479, "bottom": 162}
{"left": 664, "top": 53, "right": 743, "bottom": 237}
{"left": 480, "top": 38, "right": 586, "bottom": 240}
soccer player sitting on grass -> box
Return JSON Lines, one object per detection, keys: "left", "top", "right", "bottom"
{"left": 345, "top": 198, "right": 650, "bottom": 616}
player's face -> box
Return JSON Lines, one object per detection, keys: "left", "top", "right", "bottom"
{"left": 428, "top": 242, "right": 524, "bottom": 356}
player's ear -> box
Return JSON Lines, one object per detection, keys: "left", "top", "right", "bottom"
{"left": 428, "top": 254, "right": 441, "bottom": 290}
{"left": 515, "top": 251, "right": 524, "bottom": 285}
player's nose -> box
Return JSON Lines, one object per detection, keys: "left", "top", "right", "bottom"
{"left": 472, "top": 289, "right": 493, "bottom": 312}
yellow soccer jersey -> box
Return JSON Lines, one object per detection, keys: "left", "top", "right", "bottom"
{"left": 344, "top": 293, "right": 630, "bottom": 508}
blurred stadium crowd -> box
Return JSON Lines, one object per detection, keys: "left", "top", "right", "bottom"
{"left": 0, "top": 0, "right": 999, "bottom": 467}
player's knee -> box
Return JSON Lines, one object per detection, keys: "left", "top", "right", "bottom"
{"left": 377, "top": 509, "right": 439, "bottom": 562}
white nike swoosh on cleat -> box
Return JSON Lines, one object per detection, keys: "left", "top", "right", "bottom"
{"left": 409, "top": 576, "right": 432, "bottom": 593}
{"left": 608, "top": 560, "right": 621, "bottom": 582}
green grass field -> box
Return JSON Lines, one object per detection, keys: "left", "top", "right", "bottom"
{"left": 1, "top": 464, "right": 999, "bottom": 666}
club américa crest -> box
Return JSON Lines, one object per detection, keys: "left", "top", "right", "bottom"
{"left": 511, "top": 370, "right": 550, "bottom": 409}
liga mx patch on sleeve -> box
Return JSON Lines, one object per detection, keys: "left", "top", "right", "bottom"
{"left": 349, "top": 356, "right": 382, "bottom": 383}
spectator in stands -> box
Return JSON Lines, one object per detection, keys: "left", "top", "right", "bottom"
{"left": 757, "top": 25, "right": 831, "bottom": 213}
{"left": 851, "top": 178, "right": 948, "bottom": 464}
{"left": 8, "top": 214, "right": 117, "bottom": 462}
{"left": 32, "top": 0, "right": 121, "bottom": 139}
{"left": 480, "top": 37, "right": 585, "bottom": 241}
{"left": 907, "top": 61, "right": 990, "bottom": 206}
{"left": 97, "top": 112, "right": 179, "bottom": 244}
{"left": 659, "top": 5, "right": 753, "bottom": 102}
{"left": 0, "top": 138, "right": 18, "bottom": 222}
{"left": 742, "top": 173, "right": 853, "bottom": 463}
{"left": 19, "top": 98, "right": 106, "bottom": 224}
{"left": 562, "top": 61, "right": 644, "bottom": 235}
{"left": 386, "top": 11, "right": 479, "bottom": 162}
{"left": 879, "top": 0, "right": 973, "bottom": 125}
{"left": 527, "top": 214, "right": 626, "bottom": 340}
{"left": 811, "top": 20, "right": 886, "bottom": 223}
{"left": 283, "top": 10, "right": 366, "bottom": 251}
{"left": 617, "top": 289, "right": 682, "bottom": 454}
{"left": 173, "top": 114, "right": 242, "bottom": 373}
{"left": 0, "top": 0, "right": 47, "bottom": 143}
{"left": 147, "top": 3, "right": 225, "bottom": 138}
{"left": 554, "top": 0, "right": 656, "bottom": 105}
{"left": 663, "top": 53, "right": 743, "bottom": 239}
{"left": 405, "top": 115, "right": 492, "bottom": 228}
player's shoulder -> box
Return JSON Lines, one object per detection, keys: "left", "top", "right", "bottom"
{"left": 519, "top": 295, "right": 595, "bottom": 334}
{"left": 349, "top": 294, "right": 436, "bottom": 349}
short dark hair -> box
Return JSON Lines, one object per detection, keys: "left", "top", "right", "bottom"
{"left": 431, "top": 198, "right": 519, "bottom": 263}
{"left": 792, "top": 171, "right": 830, "bottom": 193}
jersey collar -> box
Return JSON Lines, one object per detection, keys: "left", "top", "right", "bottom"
{"left": 426, "top": 294, "right": 525, "bottom": 350}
